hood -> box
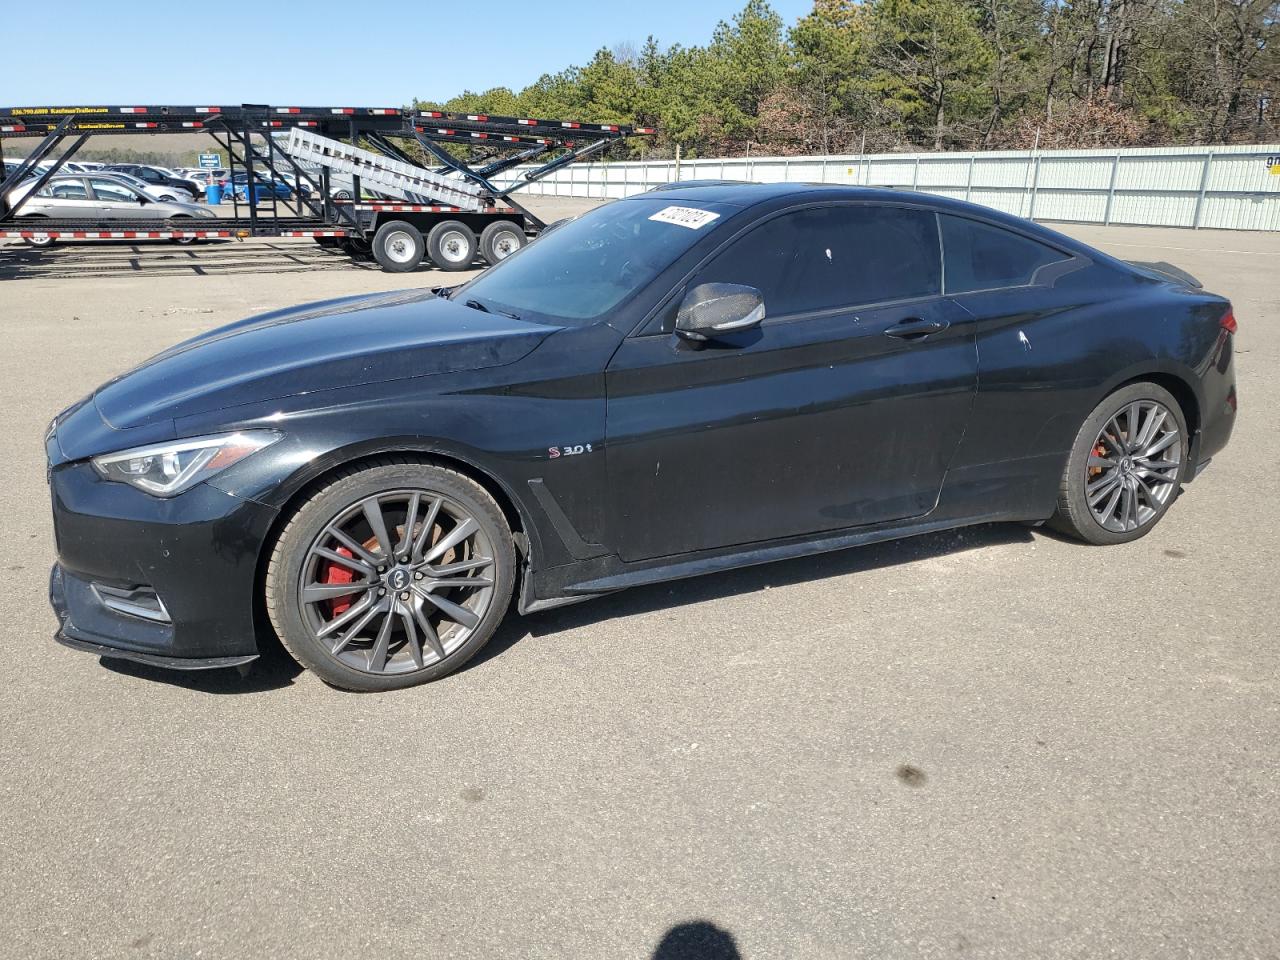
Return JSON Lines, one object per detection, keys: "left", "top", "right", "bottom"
{"left": 94, "top": 288, "right": 555, "bottom": 429}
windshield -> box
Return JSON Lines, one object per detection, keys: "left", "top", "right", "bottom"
{"left": 458, "top": 198, "right": 729, "bottom": 324}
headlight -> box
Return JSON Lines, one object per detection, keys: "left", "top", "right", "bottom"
{"left": 91, "top": 431, "right": 279, "bottom": 497}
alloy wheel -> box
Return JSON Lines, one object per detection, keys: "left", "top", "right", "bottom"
{"left": 297, "top": 489, "right": 496, "bottom": 675}
{"left": 1085, "top": 399, "right": 1182, "bottom": 533}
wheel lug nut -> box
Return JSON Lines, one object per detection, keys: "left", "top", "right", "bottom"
{"left": 414, "top": 572, "right": 423, "bottom": 580}
{"left": 399, "top": 591, "right": 410, "bottom": 601}
{"left": 378, "top": 588, "right": 386, "bottom": 596}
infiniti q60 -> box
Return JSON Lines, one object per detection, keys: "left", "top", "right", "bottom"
{"left": 46, "top": 183, "right": 1237, "bottom": 691}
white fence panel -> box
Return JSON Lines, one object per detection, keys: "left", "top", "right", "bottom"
{"left": 502, "top": 143, "right": 1280, "bottom": 231}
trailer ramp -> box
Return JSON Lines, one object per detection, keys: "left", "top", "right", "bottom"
{"left": 281, "top": 128, "right": 485, "bottom": 210}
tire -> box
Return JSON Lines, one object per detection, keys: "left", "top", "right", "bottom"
{"left": 265, "top": 460, "right": 516, "bottom": 692}
{"left": 22, "top": 217, "right": 54, "bottom": 248}
{"left": 372, "top": 219, "right": 425, "bottom": 273}
{"left": 1050, "top": 382, "right": 1189, "bottom": 545}
{"left": 169, "top": 216, "right": 199, "bottom": 245}
{"left": 340, "top": 236, "right": 373, "bottom": 260}
{"left": 333, "top": 189, "right": 353, "bottom": 201}
{"left": 159, "top": 194, "right": 178, "bottom": 202}
{"left": 479, "top": 220, "right": 526, "bottom": 265}
{"left": 427, "top": 220, "right": 477, "bottom": 271}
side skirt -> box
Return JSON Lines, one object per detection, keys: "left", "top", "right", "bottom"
{"left": 522, "top": 510, "right": 1022, "bottom": 611}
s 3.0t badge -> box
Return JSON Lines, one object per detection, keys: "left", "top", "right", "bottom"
{"left": 548, "top": 443, "right": 594, "bottom": 459}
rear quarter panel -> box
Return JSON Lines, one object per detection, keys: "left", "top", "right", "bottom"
{"left": 945, "top": 265, "right": 1229, "bottom": 516}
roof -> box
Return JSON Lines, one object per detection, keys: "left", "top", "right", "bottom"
{"left": 621, "top": 179, "right": 1107, "bottom": 259}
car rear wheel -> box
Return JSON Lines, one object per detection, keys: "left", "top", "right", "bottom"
{"left": 372, "top": 220, "right": 425, "bottom": 272}
{"left": 427, "top": 220, "right": 477, "bottom": 271}
{"left": 265, "top": 460, "right": 516, "bottom": 692}
{"left": 479, "top": 220, "right": 526, "bottom": 265}
{"left": 22, "top": 217, "right": 54, "bottom": 248}
{"left": 1050, "top": 382, "right": 1188, "bottom": 545}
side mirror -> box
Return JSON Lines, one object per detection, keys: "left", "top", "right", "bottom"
{"left": 137, "top": 195, "right": 148, "bottom": 204}
{"left": 675, "top": 283, "right": 766, "bottom": 341}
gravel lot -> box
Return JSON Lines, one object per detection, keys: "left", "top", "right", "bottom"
{"left": 1, "top": 200, "right": 1277, "bottom": 959}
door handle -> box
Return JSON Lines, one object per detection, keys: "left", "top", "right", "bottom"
{"left": 885, "top": 317, "right": 949, "bottom": 341}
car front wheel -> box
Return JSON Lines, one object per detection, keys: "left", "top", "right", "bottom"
{"left": 1051, "top": 382, "right": 1188, "bottom": 545}
{"left": 265, "top": 460, "right": 516, "bottom": 691}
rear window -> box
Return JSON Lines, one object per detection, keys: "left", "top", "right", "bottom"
{"left": 940, "top": 215, "right": 1071, "bottom": 293}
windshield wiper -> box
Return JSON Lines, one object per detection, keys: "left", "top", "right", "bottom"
{"left": 464, "top": 298, "right": 522, "bottom": 321}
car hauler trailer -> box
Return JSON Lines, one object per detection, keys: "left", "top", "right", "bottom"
{"left": 0, "top": 104, "right": 654, "bottom": 271}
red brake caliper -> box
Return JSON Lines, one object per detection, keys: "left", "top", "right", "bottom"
{"left": 321, "top": 547, "right": 357, "bottom": 616}
{"left": 1089, "top": 442, "right": 1107, "bottom": 478}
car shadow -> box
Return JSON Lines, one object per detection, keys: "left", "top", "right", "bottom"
{"left": 95, "top": 522, "right": 1034, "bottom": 695}
{"left": 464, "top": 521, "right": 1037, "bottom": 675}
{"left": 99, "top": 642, "right": 303, "bottom": 694}
{"left": 0, "top": 238, "right": 373, "bottom": 280}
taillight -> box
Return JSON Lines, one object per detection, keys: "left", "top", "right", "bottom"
{"left": 1221, "top": 308, "right": 1237, "bottom": 334}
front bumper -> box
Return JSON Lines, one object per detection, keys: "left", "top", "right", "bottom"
{"left": 48, "top": 456, "right": 280, "bottom": 669}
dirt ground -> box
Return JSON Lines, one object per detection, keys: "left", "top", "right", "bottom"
{"left": 1, "top": 200, "right": 1277, "bottom": 960}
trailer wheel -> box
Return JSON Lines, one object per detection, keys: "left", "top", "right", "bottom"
{"left": 372, "top": 220, "right": 425, "bottom": 273}
{"left": 479, "top": 221, "right": 526, "bottom": 265}
{"left": 340, "top": 236, "right": 374, "bottom": 260}
{"left": 427, "top": 220, "right": 477, "bottom": 271}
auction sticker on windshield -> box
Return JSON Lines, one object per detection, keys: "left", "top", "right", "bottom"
{"left": 648, "top": 206, "right": 721, "bottom": 229}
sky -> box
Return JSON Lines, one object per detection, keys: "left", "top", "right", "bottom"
{"left": 3, "top": 0, "right": 816, "bottom": 108}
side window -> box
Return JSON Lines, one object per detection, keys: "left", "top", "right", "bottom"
{"left": 90, "top": 179, "right": 137, "bottom": 203}
{"left": 940, "top": 215, "right": 1071, "bottom": 293}
{"left": 691, "top": 205, "right": 942, "bottom": 319}
{"left": 48, "top": 181, "right": 89, "bottom": 200}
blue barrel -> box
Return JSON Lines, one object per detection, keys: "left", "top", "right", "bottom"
{"left": 205, "top": 183, "right": 223, "bottom": 205}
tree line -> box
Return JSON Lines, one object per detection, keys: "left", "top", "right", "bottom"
{"left": 418, "top": 0, "right": 1278, "bottom": 157}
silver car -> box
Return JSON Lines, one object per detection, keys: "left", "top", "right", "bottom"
{"left": 4, "top": 174, "right": 217, "bottom": 247}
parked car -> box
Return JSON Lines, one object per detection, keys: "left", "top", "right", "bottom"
{"left": 277, "top": 157, "right": 356, "bottom": 199}
{"left": 92, "top": 170, "right": 184, "bottom": 203}
{"left": 180, "top": 168, "right": 228, "bottom": 187}
{"left": 102, "top": 163, "right": 202, "bottom": 201}
{"left": 3, "top": 158, "right": 53, "bottom": 181}
{"left": 220, "top": 171, "right": 308, "bottom": 201}
{"left": 44, "top": 183, "right": 1237, "bottom": 691}
{"left": 6, "top": 173, "right": 217, "bottom": 246}
{"left": 279, "top": 172, "right": 320, "bottom": 198}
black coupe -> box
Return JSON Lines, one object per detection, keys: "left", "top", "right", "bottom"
{"left": 46, "top": 183, "right": 1238, "bottom": 690}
